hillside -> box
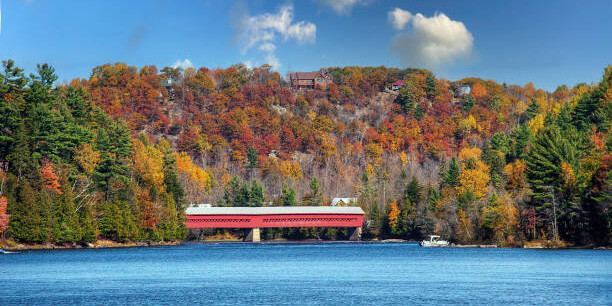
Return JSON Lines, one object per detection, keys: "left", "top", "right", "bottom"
{"left": 0, "top": 61, "right": 610, "bottom": 246}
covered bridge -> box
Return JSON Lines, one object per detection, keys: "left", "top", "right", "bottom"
{"left": 186, "top": 206, "right": 365, "bottom": 242}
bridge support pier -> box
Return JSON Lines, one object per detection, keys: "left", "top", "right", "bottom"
{"left": 349, "top": 227, "right": 362, "bottom": 241}
{"left": 245, "top": 228, "right": 261, "bottom": 242}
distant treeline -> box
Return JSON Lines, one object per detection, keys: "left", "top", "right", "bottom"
{"left": 0, "top": 61, "right": 609, "bottom": 246}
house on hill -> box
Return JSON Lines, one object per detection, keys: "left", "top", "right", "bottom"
{"left": 455, "top": 84, "right": 471, "bottom": 96}
{"left": 391, "top": 80, "right": 404, "bottom": 91}
{"left": 289, "top": 71, "right": 333, "bottom": 90}
{"left": 330, "top": 198, "right": 357, "bottom": 206}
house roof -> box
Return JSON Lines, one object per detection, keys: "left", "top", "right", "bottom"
{"left": 330, "top": 198, "right": 357, "bottom": 206}
{"left": 186, "top": 206, "right": 364, "bottom": 215}
{"left": 392, "top": 80, "right": 404, "bottom": 86}
{"left": 289, "top": 72, "right": 319, "bottom": 80}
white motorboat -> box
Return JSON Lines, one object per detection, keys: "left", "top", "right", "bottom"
{"left": 420, "top": 235, "right": 450, "bottom": 247}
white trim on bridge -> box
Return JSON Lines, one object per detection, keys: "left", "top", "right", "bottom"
{"left": 185, "top": 206, "right": 365, "bottom": 215}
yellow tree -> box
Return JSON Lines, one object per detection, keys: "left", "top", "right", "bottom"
{"left": 457, "top": 147, "right": 490, "bottom": 199}
{"left": 73, "top": 143, "right": 101, "bottom": 174}
{"left": 505, "top": 159, "right": 527, "bottom": 191}
{"left": 387, "top": 201, "right": 400, "bottom": 230}
{"left": 528, "top": 113, "right": 546, "bottom": 135}
{"left": 480, "top": 196, "right": 519, "bottom": 244}
{"left": 456, "top": 208, "right": 473, "bottom": 241}
{"left": 175, "top": 152, "right": 213, "bottom": 202}
{"left": 133, "top": 139, "right": 165, "bottom": 193}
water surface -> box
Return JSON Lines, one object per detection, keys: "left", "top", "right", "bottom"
{"left": 1, "top": 243, "right": 610, "bottom": 305}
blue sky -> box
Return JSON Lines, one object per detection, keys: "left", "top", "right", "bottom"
{"left": 0, "top": 0, "right": 610, "bottom": 90}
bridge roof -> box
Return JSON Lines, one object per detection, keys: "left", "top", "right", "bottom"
{"left": 186, "top": 206, "right": 365, "bottom": 215}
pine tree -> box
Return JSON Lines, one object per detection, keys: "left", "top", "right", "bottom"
{"left": 572, "top": 69, "right": 610, "bottom": 132}
{"left": 8, "top": 181, "right": 48, "bottom": 243}
{"left": 279, "top": 184, "right": 296, "bottom": 206}
{"left": 223, "top": 176, "right": 249, "bottom": 206}
{"left": 426, "top": 73, "right": 436, "bottom": 100}
{"left": 248, "top": 180, "right": 265, "bottom": 207}
{"left": 444, "top": 157, "right": 460, "bottom": 187}
{"left": 526, "top": 98, "right": 539, "bottom": 120}
{"left": 463, "top": 95, "right": 475, "bottom": 112}
{"left": 414, "top": 103, "right": 424, "bottom": 120}
{"left": 509, "top": 125, "right": 531, "bottom": 161}
{"left": 78, "top": 204, "right": 97, "bottom": 243}
{"left": 394, "top": 84, "right": 415, "bottom": 114}
{"left": 404, "top": 177, "right": 422, "bottom": 205}
{"left": 52, "top": 183, "right": 81, "bottom": 244}
{"left": 247, "top": 147, "right": 258, "bottom": 169}
{"left": 307, "top": 177, "right": 322, "bottom": 206}
{"left": 526, "top": 125, "right": 584, "bottom": 240}
{"left": 7, "top": 121, "right": 35, "bottom": 180}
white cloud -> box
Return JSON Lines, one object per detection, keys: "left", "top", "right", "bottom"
{"left": 171, "top": 59, "right": 193, "bottom": 70}
{"left": 259, "top": 42, "right": 277, "bottom": 53}
{"left": 388, "top": 8, "right": 412, "bottom": 30}
{"left": 316, "top": 0, "right": 367, "bottom": 16}
{"left": 238, "top": 4, "right": 315, "bottom": 53}
{"left": 390, "top": 11, "right": 474, "bottom": 68}
{"left": 265, "top": 53, "right": 282, "bottom": 71}
{"left": 234, "top": 4, "right": 315, "bottom": 71}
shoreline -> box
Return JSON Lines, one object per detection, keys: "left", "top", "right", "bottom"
{"left": 1, "top": 239, "right": 182, "bottom": 251}
{"left": 2, "top": 239, "right": 609, "bottom": 251}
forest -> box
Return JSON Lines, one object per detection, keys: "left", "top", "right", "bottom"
{"left": 0, "top": 60, "right": 609, "bottom": 247}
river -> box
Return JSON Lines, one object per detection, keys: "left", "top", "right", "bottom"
{"left": 1, "top": 242, "right": 610, "bottom": 305}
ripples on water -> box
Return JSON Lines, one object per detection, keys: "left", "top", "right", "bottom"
{"left": 0, "top": 242, "right": 610, "bottom": 305}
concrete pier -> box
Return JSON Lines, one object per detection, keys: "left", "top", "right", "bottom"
{"left": 245, "top": 228, "right": 261, "bottom": 242}
{"left": 349, "top": 227, "right": 362, "bottom": 241}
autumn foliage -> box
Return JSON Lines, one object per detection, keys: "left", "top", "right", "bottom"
{"left": 0, "top": 59, "right": 610, "bottom": 246}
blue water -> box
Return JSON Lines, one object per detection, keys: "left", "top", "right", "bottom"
{"left": 0, "top": 243, "right": 610, "bottom": 305}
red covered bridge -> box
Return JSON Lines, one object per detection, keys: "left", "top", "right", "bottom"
{"left": 186, "top": 206, "right": 365, "bottom": 242}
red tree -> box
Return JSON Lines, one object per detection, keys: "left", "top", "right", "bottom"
{"left": 0, "top": 196, "right": 9, "bottom": 239}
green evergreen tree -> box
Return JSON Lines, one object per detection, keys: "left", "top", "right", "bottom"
{"left": 463, "top": 95, "right": 475, "bottom": 112}
{"left": 223, "top": 176, "right": 249, "bottom": 206}
{"left": 307, "top": 177, "right": 322, "bottom": 206}
{"left": 482, "top": 144, "right": 506, "bottom": 188}
{"left": 8, "top": 181, "right": 48, "bottom": 243}
{"left": 490, "top": 132, "right": 510, "bottom": 155}
{"left": 248, "top": 180, "right": 265, "bottom": 207}
{"left": 426, "top": 73, "right": 436, "bottom": 100}
{"left": 51, "top": 182, "right": 81, "bottom": 244}
{"left": 98, "top": 200, "right": 136, "bottom": 242}
{"left": 78, "top": 204, "right": 97, "bottom": 243}
{"left": 526, "top": 98, "right": 539, "bottom": 120}
{"left": 526, "top": 125, "right": 584, "bottom": 240}
{"left": 279, "top": 184, "right": 296, "bottom": 206}
{"left": 428, "top": 188, "right": 441, "bottom": 212}
{"left": 509, "top": 124, "right": 531, "bottom": 161}
{"left": 247, "top": 147, "right": 258, "bottom": 169}
{"left": 414, "top": 103, "right": 424, "bottom": 120}
{"left": 404, "top": 177, "right": 422, "bottom": 205}
{"left": 444, "top": 157, "right": 460, "bottom": 187}
{"left": 394, "top": 84, "right": 415, "bottom": 114}
{"left": 7, "top": 121, "right": 36, "bottom": 180}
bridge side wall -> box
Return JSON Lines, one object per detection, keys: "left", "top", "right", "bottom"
{"left": 186, "top": 213, "right": 364, "bottom": 229}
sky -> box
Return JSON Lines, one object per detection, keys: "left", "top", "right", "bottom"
{"left": 0, "top": 0, "right": 610, "bottom": 90}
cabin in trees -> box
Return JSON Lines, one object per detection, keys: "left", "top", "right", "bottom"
{"left": 330, "top": 198, "right": 357, "bottom": 206}
{"left": 289, "top": 71, "right": 333, "bottom": 90}
{"left": 391, "top": 80, "right": 404, "bottom": 91}
{"left": 455, "top": 84, "right": 471, "bottom": 97}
